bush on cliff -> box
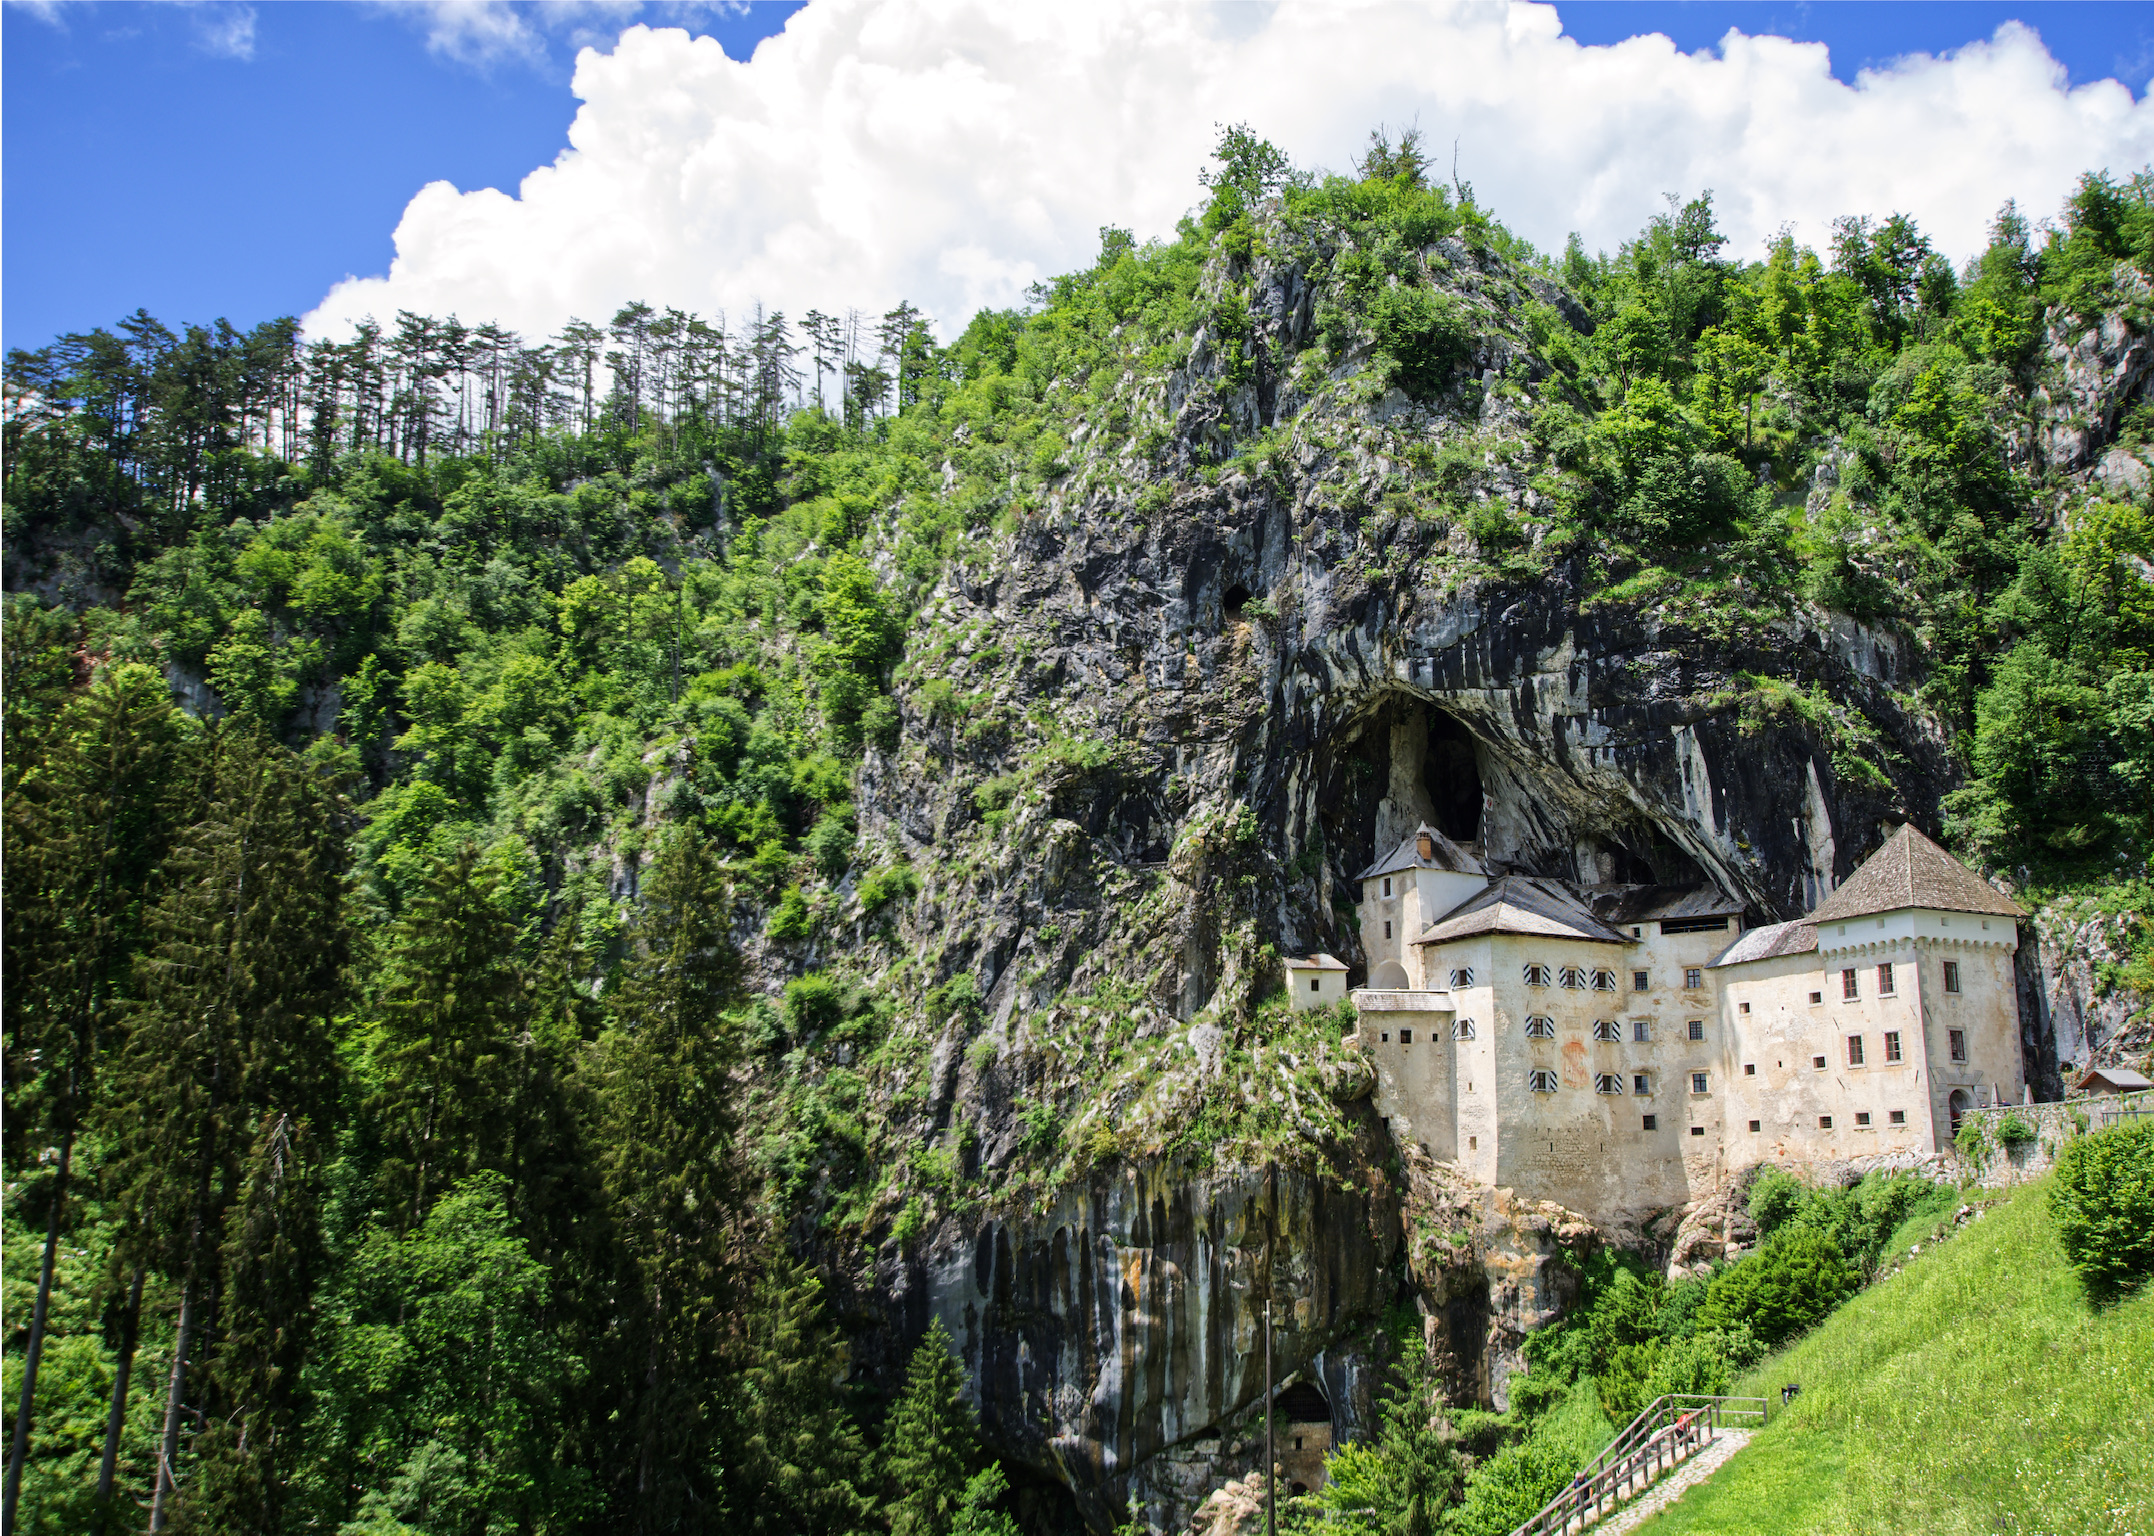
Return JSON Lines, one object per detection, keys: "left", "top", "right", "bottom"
{"left": 1694, "top": 1228, "right": 1860, "bottom": 1349}
{"left": 2050, "top": 1116, "right": 2154, "bottom": 1305}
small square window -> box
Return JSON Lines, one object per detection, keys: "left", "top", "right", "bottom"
{"left": 1884, "top": 1030, "right": 1902, "bottom": 1063}
{"left": 1530, "top": 1070, "right": 1559, "bottom": 1093}
{"left": 1889, "top": 1109, "right": 1907, "bottom": 1125}
{"left": 1642, "top": 1114, "right": 1657, "bottom": 1130}
{"left": 1398, "top": 1029, "right": 1413, "bottom": 1045}
{"left": 1943, "top": 961, "right": 1962, "bottom": 994}
{"left": 1524, "top": 963, "right": 1552, "bottom": 987}
{"left": 1449, "top": 967, "right": 1474, "bottom": 989}
{"left": 1842, "top": 968, "right": 1859, "bottom": 1000}
{"left": 1748, "top": 1119, "right": 1761, "bottom": 1133}
{"left": 1856, "top": 1111, "right": 1872, "bottom": 1127}
{"left": 1632, "top": 1019, "right": 1652, "bottom": 1042}
{"left": 1819, "top": 1115, "right": 1833, "bottom": 1129}
{"left": 1877, "top": 963, "right": 1895, "bottom": 996}
{"left": 1847, "top": 1035, "right": 1865, "bottom": 1066}
{"left": 1948, "top": 1028, "right": 1966, "bottom": 1062}
{"left": 1593, "top": 1019, "right": 1622, "bottom": 1042}
{"left": 1633, "top": 1073, "right": 1651, "bottom": 1095}
{"left": 1310, "top": 977, "right": 1322, "bottom": 992}
{"left": 1739, "top": 1000, "right": 1752, "bottom": 1014}
{"left": 1690, "top": 1072, "right": 1709, "bottom": 1094}
{"left": 1592, "top": 970, "right": 1618, "bottom": 992}
{"left": 1809, "top": 991, "right": 1823, "bottom": 1005}
{"left": 1690, "top": 1125, "right": 1706, "bottom": 1137}
{"left": 1812, "top": 1055, "right": 1827, "bottom": 1070}
{"left": 1685, "top": 967, "right": 1703, "bottom": 989}
{"left": 1454, "top": 1019, "right": 1476, "bottom": 1041}
{"left": 1687, "top": 1019, "right": 1706, "bottom": 1041}
{"left": 1744, "top": 1063, "right": 1756, "bottom": 1076}
{"left": 1633, "top": 970, "right": 1650, "bottom": 991}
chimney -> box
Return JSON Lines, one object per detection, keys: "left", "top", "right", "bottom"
{"left": 1416, "top": 831, "right": 1435, "bottom": 862}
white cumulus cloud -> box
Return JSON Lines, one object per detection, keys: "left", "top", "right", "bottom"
{"left": 305, "top": 0, "right": 2154, "bottom": 344}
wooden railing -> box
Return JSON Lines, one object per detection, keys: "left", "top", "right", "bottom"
{"left": 1503, "top": 1393, "right": 1768, "bottom": 1536}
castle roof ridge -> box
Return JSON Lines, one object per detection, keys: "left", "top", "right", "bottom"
{"left": 1806, "top": 824, "right": 2025, "bottom": 924}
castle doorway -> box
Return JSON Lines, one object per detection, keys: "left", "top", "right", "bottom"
{"left": 1948, "top": 1088, "right": 1973, "bottom": 1137}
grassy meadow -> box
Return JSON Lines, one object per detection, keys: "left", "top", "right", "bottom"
{"left": 1630, "top": 1175, "right": 2153, "bottom": 1536}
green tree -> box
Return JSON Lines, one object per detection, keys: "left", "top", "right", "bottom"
{"left": 883, "top": 1320, "right": 979, "bottom": 1536}
{"left": 1307, "top": 1339, "right": 1456, "bottom": 1535}
{"left": 730, "top": 1251, "right": 874, "bottom": 1536}
{"left": 2050, "top": 1118, "right": 2154, "bottom": 1305}
{"left": 1694, "top": 1227, "right": 1859, "bottom": 1348}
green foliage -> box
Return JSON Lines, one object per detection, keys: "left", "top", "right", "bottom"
{"left": 731, "top": 1252, "right": 876, "bottom": 1536}
{"left": 1368, "top": 286, "right": 1473, "bottom": 399}
{"left": 1443, "top": 1379, "right": 1609, "bottom": 1536}
{"left": 2049, "top": 1118, "right": 2154, "bottom": 1305}
{"left": 1695, "top": 1227, "right": 1860, "bottom": 1349}
{"left": 1304, "top": 1338, "right": 1457, "bottom": 1535}
{"left": 882, "top": 1320, "right": 979, "bottom": 1536}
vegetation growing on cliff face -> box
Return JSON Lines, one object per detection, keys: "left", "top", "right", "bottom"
{"left": 5, "top": 121, "right": 2153, "bottom": 1530}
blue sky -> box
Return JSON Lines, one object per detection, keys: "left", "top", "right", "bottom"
{"left": 6, "top": 1, "right": 2153, "bottom": 352}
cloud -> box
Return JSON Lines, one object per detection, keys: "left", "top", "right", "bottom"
{"left": 370, "top": 1, "right": 745, "bottom": 72}
{"left": 306, "top": 0, "right": 2154, "bottom": 345}
{"left": 189, "top": 2, "right": 255, "bottom": 60}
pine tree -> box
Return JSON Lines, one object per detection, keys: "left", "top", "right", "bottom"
{"left": 593, "top": 825, "right": 745, "bottom": 1531}
{"left": 1, "top": 663, "right": 181, "bottom": 1531}
{"left": 731, "top": 1250, "right": 874, "bottom": 1536}
{"left": 97, "top": 723, "right": 348, "bottom": 1531}
{"left": 883, "top": 1319, "right": 979, "bottom": 1536}
{"left": 1307, "top": 1335, "right": 1457, "bottom": 1536}
{"left": 368, "top": 841, "right": 529, "bottom": 1229}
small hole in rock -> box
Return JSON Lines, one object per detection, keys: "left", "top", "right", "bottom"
{"left": 1224, "top": 584, "right": 1250, "bottom": 618}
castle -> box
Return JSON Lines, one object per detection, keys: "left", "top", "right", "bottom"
{"left": 1298, "top": 823, "right": 2027, "bottom": 1221}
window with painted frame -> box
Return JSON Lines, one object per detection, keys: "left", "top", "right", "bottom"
{"left": 1846, "top": 1034, "right": 1865, "bottom": 1066}
{"left": 1529, "top": 1069, "right": 1559, "bottom": 1093}
{"left": 1592, "top": 969, "right": 1618, "bottom": 992}
{"left": 1592, "top": 1019, "right": 1621, "bottom": 1042}
{"left": 1453, "top": 1019, "right": 1476, "bottom": 1041}
{"left": 1595, "top": 1073, "right": 1625, "bottom": 1094}
{"left": 1524, "top": 1015, "right": 1556, "bottom": 1039}
{"left": 1449, "top": 967, "right": 1473, "bottom": 989}
{"left": 1884, "top": 1030, "right": 1902, "bottom": 1062}
{"left": 1523, "top": 963, "right": 1553, "bottom": 987}
{"left": 1841, "top": 967, "right": 1859, "bottom": 1000}
{"left": 1560, "top": 966, "right": 1587, "bottom": 989}
{"left": 1877, "top": 963, "right": 1895, "bottom": 996}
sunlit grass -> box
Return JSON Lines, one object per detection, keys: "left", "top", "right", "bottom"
{"left": 1634, "top": 1176, "right": 2154, "bottom": 1535}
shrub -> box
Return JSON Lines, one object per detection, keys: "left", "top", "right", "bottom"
{"left": 784, "top": 972, "right": 846, "bottom": 1038}
{"left": 1997, "top": 1111, "right": 2038, "bottom": 1146}
{"left": 1746, "top": 1165, "right": 1809, "bottom": 1238}
{"left": 1367, "top": 285, "right": 1473, "bottom": 398}
{"left": 2050, "top": 1117, "right": 2154, "bottom": 1304}
{"left": 766, "top": 884, "right": 811, "bottom": 940}
{"left": 857, "top": 861, "right": 919, "bottom": 917}
{"left": 1694, "top": 1227, "right": 1859, "bottom": 1349}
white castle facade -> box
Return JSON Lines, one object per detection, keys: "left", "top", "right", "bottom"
{"left": 1296, "top": 823, "right": 2027, "bottom": 1221}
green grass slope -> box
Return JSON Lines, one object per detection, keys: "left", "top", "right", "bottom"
{"left": 1633, "top": 1176, "right": 2153, "bottom": 1536}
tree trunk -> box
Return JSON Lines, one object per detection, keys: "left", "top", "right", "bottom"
{"left": 3, "top": 1128, "right": 73, "bottom": 1531}
{"left": 95, "top": 1266, "right": 146, "bottom": 1534}
{"left": 147, "top": 1273, "right": 196, "bottom": 1535}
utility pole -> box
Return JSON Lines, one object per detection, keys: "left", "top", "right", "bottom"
{"left": 1265, "top": 1159, "right": 1277, "bottom": 1536}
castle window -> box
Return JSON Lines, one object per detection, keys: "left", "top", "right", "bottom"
{"left": 1812, "top": 1055, "right": 1827, "bottom": 1070}
{"left": 1383, "top": 877, "right": 1393, "bottom": 897}
{"left": 1685, "top": 967, "right": 1703, "bottom": 989}
{"left": 1856, "top": 1111, "right": 1872, "bottom": 1127}
{"left": 1524, "top": 1016, "right": 1556, "bottom": 1039}
{"left": 1381, "top": 1032, "right": 1390, "bottom": 1043}
{"left": 1748, "top": 1119, "right": 1761, "bottom": 1132}
{"left": 1560, "top": 966, "right": 1587, "bottom": 989}
{"left": 1841, "top": 968, "right": 1859, "bottom": 1000}
{"left": 1809, "top": 991, "right": 1823, "bottom": 1004}
{"left": 1633, "top": 1073, "right": 1652, "bottom": 1095}
{"left": 1632, "top": 970, "right": 1650, "bottom": 991}
{"left": 1596, "top": 1073, "right": 1624, "bottom": 1094}
{"left": 1943, "top": 961, "right": 1962, "bottom": 994}
{"left": 1449, "top": 967, "right": 1473, "bottom": 988}
{"left": 1529, "top": 1070, "right": 1559, "bottom": 1093}
{"left": 1632, "top": 1019, "right": 1652, "bottom": 1042}
{"left": 1592, "top": 1019, "right": 1621, "bottom": 1042}
{"left": 1877, "top": 964, "right": 1895, "bottom": 996}
{"left": 1454, "top": 1019, "right": 1476, "bottom": 1041}
{"left": 1690, "top": 1072, "right": 1709, "bottom": 1094}
{"left": 1524, "top": 963, "right": 1552, "bottom": 987}
{"left": 1592, "top": 970, "right": 1617, "bottom": 991}
{"left": 1819, "top": 1115, "right": 1833, "bottom": 1129}
{"left": 1384, "top": 922, "right": 1392, "bottom": 940}
{"left": 1884, "top": 1031, "right": 1902, "bottom": 1062}
{"left": 1889, "top": 1109, "right": 1906, "bottom": 1125}
{"left": 1744, "top": 1063, "right": 1756, "bottom": 1075}
{"left": 1948, "top": 1029, "right": 1966, "bottom": 1062}
{"left": 1740, "top": 1001, "right": 1752, "bottom": 1014}
{"left": 1846, "top": 1035, "right": 1864, "bottom": 1066}
{"left": 1687, "top": 1019, "right": 1706, "bottom": 1041}
{"left": 1310, "top": 978, "right": 1322, "bottom": 993}
{"left": 1691, "top": 1125, "right": 1706, "bottom": 1137}
{"left": 1398, "top": 1029, "right": 1413, "bottom": 1045}
{"left": 1642, "top": 1114, "right": 1657, "bottom": 1130}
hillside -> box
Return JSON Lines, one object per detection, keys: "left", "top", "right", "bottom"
{"left": 5, "top": 127, "right": 2154, "bottom": 1533}
{"left": 1634, "top": 1177, "right": 2153, "bottom": 1536}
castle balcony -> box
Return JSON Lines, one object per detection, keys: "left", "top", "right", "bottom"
{"left": 1350, "top": 989, "right": 1454, "bottom": 1013}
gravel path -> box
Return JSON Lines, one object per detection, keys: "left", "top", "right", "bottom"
{"left": 1591, "top": 1429, "right": 1753, "bottom": 1535}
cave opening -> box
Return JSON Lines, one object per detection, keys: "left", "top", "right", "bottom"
{"left": 1422, "top": 710, "right": 1483, "bottom": 846}
{"left": 1223, "top": 583, "right": 1251, "bottom": 620}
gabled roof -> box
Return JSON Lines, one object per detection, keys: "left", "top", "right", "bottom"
{"left": 1357, "top": 824, "right": 1488, "bottom": 882}
{"left": 1414, "top": 876, "right": 1634, "bottom": 947}
{"left": 1287, "top": 952, "right": 1349, "bottom": 972}
{"left": 2076, "top": 1066, "right": 2154, "bottom": 1094}
{"left": 1807, "top": 824, "right": 2025, "bottom": 924}
{"left": 1709, "top": 920, "right": 1817, "bottom": 968}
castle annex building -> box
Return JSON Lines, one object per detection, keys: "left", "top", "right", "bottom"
{"left": 1326, "top": 823, "right": 2025, "bottom": 1221}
